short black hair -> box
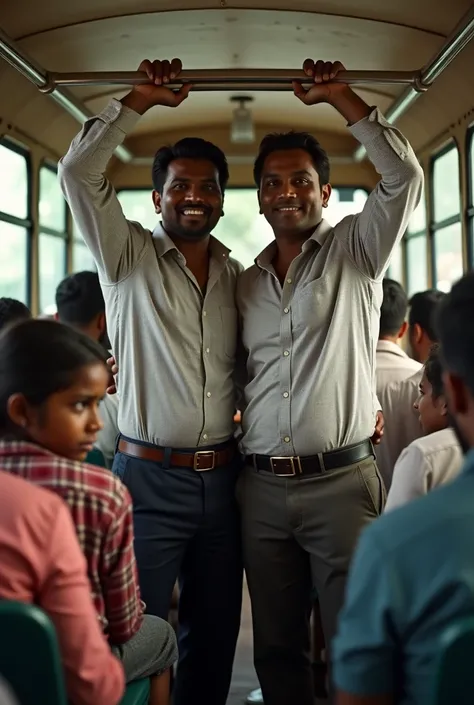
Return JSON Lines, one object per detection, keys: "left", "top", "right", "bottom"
{"left": 380, "top": 278, "right": 408, "bottom": 337}
{"left": 435, "top": 272, "right": 474, "bottom": 398}
{"left": 152, "top": 137, "right": 229, "bottom": 194}
{"left": 0, "top": 319, "right": 108, "bottom": 432}
{"left": 424, "top": 343, "right": 444, "bottom": 399}
{"left": 0, "top": 298, "right": 31, "bottom": 332}
{"left": 55, "top": 271, "right": 104, "bottom": 326}
{"left": 408, "top": 290, "right": 446, "bottom": 341}
{"left": 253, "top": 131, "right": 330, "bottom": 188}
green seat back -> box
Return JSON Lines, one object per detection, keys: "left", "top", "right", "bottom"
{"left": 85, "top": 447, "right": 107, "bottom": 467}
{"left": 433, "top": 616, "right": 474, "bottom": 705}
{"left": 0, "top": 601, "right": 67, "bottom": 705}
{"left": 0, "top": 600, "right": 150, "bottom": 705}
{"left": 120, "top": 678, "right": 150, "bottom": 705}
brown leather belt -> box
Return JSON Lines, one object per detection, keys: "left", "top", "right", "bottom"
{"left": 118, "top": 438, "right": 235, "bottom": 471}
{"left": 245, "top": 439, "right": 374, "bottom": 477}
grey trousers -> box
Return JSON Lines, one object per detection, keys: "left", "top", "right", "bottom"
{"left": 238, "top": 456, "right": 385, "bottom": 705}
{"left": 111, "top": 614, "right": 178, "bottom": 683}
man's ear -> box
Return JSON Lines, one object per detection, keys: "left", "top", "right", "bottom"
{"left": 322, "top": 183, "right": 332, "bottom": 208}
{"left": 398, "top": 321, "right": 408, "bottom": 340}
{"left": 152, "top": 190, "right": 162, "bottom": 215}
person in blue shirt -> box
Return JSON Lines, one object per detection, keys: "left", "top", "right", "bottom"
{"left": 332, "top": 270, "right": 474, "bottom": 705}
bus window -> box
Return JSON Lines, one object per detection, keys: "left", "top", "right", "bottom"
{"left": 39, "top": 166, "right": 68, "bottom": 314}
{"left": 431, "top": 144, "right": 463, "bottom": 292}
{"left": 406, "top": 186, "right": 428, "bottom": 296}
{"left": 0, "top": 142, "right": 30, "bottom": 304}
{"left": 467, "top": 127, "right": 474, "bottom": 268}
{"left": 72, "top": 223, "right": 96, "bottom": 272}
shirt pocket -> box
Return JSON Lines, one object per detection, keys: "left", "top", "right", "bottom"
{"left": 220, "top": 306, "right": 238, "bottom": 359}
{"left": 291, "top": 277, "right": 333, "bottom": 333}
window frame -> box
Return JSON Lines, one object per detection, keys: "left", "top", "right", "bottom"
{"left": 38, "top": 161, "right": 69, "bottom": 311}
{"left": 428, "top": 139, "right": 463, "bottom": 288}
{"left": 466, "top": 124, "right": 474, "bottom": 268}
{"left": 0, "top": 137, "right": 33, "bottom": 305}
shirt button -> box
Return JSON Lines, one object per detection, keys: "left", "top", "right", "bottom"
{"left": 203, "top": 310, "right": 207, "bottom": 317}
{"left": 283, "top": 307, "right": 289, "bottom": 314}
{"left": 283, "top": 350, "right": 290, "bottom": 357}
{"left": 205, "top": 348, "right": 210, "bottom": 354}
{"left": 206, "top": 392, "right": 212, "bottom": 398}
{"left": 286, "top": 278, "right": 292, "bottom": 284}
{"left": 203, "top": 433, "right": 208, "bottom": 440}
{"left": 283, "top": 392, "right": 289, "bottom": 398}
{"left": 284, "top": 436, "right": 291, "bottom": 443}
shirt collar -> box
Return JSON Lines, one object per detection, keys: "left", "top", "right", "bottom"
{"left": 254, "top": 218, "right": 333, "bottom": 268}
{"left": 152, "top": 222, "right": 231, "bottom": 263}
{"left": 376, "top": 340, "right": 408, "bottom": 358}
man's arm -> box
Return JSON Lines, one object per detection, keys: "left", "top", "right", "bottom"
{"left": 100, "top": 484, "right": 144, "bottom": 644}
{"left": 293, "top": 59, "right": 423, "bottom": 280}
{"left": 58, "top": 58, "right": 191, "bottom": 283}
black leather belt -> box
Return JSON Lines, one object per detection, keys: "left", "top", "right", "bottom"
{"left": 245, "top": 439, "right": 374, "bottom": 477}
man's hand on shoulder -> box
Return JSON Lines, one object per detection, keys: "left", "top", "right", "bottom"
{"left": 121, "top": 58, "right": 192, "bottom": 115}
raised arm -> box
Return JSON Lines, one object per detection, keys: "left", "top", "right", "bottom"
{"left": 58, "top": 58, "right": 191, "bottom": 283}
{"left": 293, "top": 60, "right": 423, "bottom": 280}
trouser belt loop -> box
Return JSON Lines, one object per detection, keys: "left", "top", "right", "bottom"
{"left": 162, "top": 446, "right": 172, "bottom": 470}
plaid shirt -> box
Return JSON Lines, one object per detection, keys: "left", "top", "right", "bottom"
{"left": 0, "top": 441, "right": 143, "bottom": 644}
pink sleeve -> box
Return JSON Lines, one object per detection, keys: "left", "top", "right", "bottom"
{"left": 41, "top": 501, "right": 125, "bottom": 705}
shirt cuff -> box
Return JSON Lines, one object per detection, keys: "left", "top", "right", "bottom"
{"left": 98, "top": 98, "right": 142, "bottom": 133}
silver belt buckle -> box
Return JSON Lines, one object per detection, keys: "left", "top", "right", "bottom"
{"left": 193, "top": 450, "right": 216, "bottom": 471}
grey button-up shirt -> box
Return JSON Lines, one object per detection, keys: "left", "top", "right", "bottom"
{"left": 59, "top": 99, "right": 242, "bottom": 448}
{"left": 237, "top": 107, "right": 423, "bottom": 457}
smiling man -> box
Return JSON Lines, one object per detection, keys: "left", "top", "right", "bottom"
{"left": 58, "top": 58, "right": 243, "bottom": 705}
{"left": 236, "top": 59, "right": 423, "bottom": 705}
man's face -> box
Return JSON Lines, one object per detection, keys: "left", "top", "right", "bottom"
{"left": 153, "top": 158, "right": 224, "bottom": 241}
{"left": 258, "top": 149, "right": 331, "bottom": 237}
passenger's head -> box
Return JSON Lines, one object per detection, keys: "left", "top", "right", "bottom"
{"left": 253, "top": 131, "right": 331, "bottom": 239}
{"left": 408, "top": 289, "right": 446, "bottom": 363}
{"left": 414, "top": 344, "right": 447, "bottom": 435}
{"left": 0, "top": 319, "right": 109, "bottom": 462}
{"left": 435, "top": 272, "right": 474, "bottom": 453}
{"left": 379, "top": 278, "right": 408, "bottom": 341}
{"left": 151, "top": 138, "right": 228, "bottom": 241}
{"left": 55, "top": 271, "right": 109, "bottom": 347}
{"left": 0, "top": 298, "right": 31, "bottom": 332}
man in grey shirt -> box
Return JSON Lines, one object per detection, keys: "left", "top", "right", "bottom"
{"left": 236, "top": 59, "right": 423, "bottom": 705}
{"left": 59, "top": 58, "right": 243, "bottom": 705}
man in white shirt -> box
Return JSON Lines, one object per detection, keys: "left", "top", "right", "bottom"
{"left": 377, "top": 289, "right": 446, "bottom": 488}
{"left": 55, "top": 271, "right": 118, "bottom": 467}
{"left": 376, "top": 278, "right": 421, "bottom": 398}
{"left": 386, "top": 343, "right": 462, "bottom": 511}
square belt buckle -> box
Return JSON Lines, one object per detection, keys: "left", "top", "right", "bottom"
{"left": 269, "top": 456, "right": 302, "bottom": 477}
{"left": 193, "top": 450, "right": 216, "bottom": 471}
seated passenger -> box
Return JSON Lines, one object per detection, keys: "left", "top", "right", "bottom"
{"left": 0, "top": 470, "right": 124, "bottom": 705}
{"left": 55, "top": 271, "right": 118, "bottom": 467}
{"left": 0, "top": 319, "right": 177, "bottom": 705}
{"left": 0, "top": 298, "right": 31, "bottom": 331}
{"left": 332, "top": 271, "right": 474, "bottom": 705}
{"left": 385, "top": 343, "right": 462, "bottom": 511}
{"left": 376, "top": 278, "right": 421, "bottom": 397}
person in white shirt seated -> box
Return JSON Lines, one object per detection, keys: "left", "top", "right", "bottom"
{"left": 55, "top": 271, "right": 118, "bottom": 467}
{"left": 385, "top": 342, "right": 462, "bottom": 511}
{"left": 376, "top": 278, "right": 421, "bottom": 398}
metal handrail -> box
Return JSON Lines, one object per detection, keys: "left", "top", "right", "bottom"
{"left": 42, "top": 69, "right": 424, "bottom": 93}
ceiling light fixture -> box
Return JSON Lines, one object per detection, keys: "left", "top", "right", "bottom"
{"left": 230, "top": 95, "right": 255, "bottom": 144}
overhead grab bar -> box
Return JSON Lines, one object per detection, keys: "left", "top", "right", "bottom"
{"left": 42, "top": 69, "right": 425, "bottom": 93}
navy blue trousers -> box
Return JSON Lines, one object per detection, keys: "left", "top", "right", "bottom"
{"left": 112, "top": 438, "right": 243, "bottom": 705}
